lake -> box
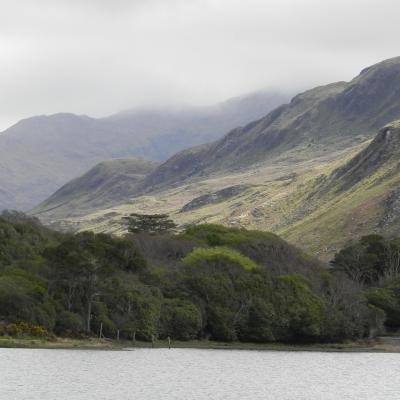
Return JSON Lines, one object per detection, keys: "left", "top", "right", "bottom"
{"left": 0, "top": 348, "right": 399, "bottom": 399}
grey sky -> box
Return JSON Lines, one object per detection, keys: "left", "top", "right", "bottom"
{"left": 1, "top": 0, "right": 399, "bottom": 130}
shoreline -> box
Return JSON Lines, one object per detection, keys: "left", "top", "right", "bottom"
{"left": 0, "top": 336, "right": 399, "bottom": 353}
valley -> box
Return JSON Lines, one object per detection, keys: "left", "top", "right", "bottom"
{"left": 31, "top": 57, "right": 400, "bottom": 260}
{"left": 0, "top": 91, "right": 287, "bottom": 211}
{"left": 37, "top": 138, "right": 367, "bottom": 261}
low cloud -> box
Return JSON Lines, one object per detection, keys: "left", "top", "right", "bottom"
{"left": 1, "top": 0, "right": 399, "bottom": 129}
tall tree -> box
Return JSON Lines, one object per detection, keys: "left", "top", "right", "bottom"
{"left": 125, "top": 213, "right": 177, "bottom": 235}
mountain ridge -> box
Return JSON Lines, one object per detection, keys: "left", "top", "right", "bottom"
{"left": 133, "top": 57, "right": 400, "bottom": 196}
{"left": 0, "top": 90, "right": 287, "bottom": 210}
{"left": 31, "top": 57, "right": 400, "bottom": 260}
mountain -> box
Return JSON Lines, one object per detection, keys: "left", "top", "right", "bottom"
{"left": 0, "top": 91, "right": 288, "bottom": 211}
{"left": 32, "top": 159, "right": 157, "bottom": 222}
{"left": 32, "top": 57, "right": 400, "bottom": 260}
{"left": 135, "top": 57, "right": 400, "bottom": 194}
{"left": 282, "top": 120, "right": 400, "bottom": 258}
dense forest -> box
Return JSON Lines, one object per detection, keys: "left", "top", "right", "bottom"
{"left": 0, "top": 211, "right": 397, "bottom": 344}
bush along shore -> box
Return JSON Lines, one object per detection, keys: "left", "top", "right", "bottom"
{"left": 1, "top": 211, "right": 400, "bottom": 350}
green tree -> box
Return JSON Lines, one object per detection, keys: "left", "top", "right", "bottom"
{"left": 159, "top": 299, "right": 202, "bottom": 340}
{"left": 181, "top": 247, "right": 259, "bottom": 341}
{"left": 0, "top": 268, "right": 56, "bottom": 330}
{"left": 182, "top": 247, "right": 257, "bottom": 272}
{"left": 236, "top": 297, "right": 275, "bottom": 342}
{"left": 105, "top": 278, "right": 162, "bottom": 341}
{"left": 273, "top": 275, "right": 323, "bottom": 342}
{"left": 331, "top": 235, "right": 399, "bottom": 285}
{"left": 54, "top": 311, "right": 84, "bottom": 336}
{"left": 367, "top": 280, "right": 400, "bottom": 328}
{"left": 125, "top": 213, "right": 177, "bottom": 235}
{"left": 46, "top": 231, "right": 146, "bottom": 333}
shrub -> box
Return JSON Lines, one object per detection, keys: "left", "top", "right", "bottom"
{"left": 159, "top": 299, "right": 202, "bottom": 340}
{"left": 0, "top": 322, "right": 50, "bottom": 337}
{"left": 54, "top": 311, "right": 84, "bottom": 336}
{"left": 273, "top": 275, "right": 323, "bottom": 342}
{"left": 367, "top": 287, "right": 400, "bottom": 328}
{"left": 183, "top": 224, "right": 279, "bottom": 247}
{"left": 182, "top": 247, "right": 257, "bottom": 271}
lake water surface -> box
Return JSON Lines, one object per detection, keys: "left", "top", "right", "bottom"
{"left": 0, "top": 348, "right": 399, "bottom": 399}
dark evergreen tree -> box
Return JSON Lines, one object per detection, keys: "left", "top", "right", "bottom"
{"left": 125, "top": 213, "right": 177, "bottom": 235}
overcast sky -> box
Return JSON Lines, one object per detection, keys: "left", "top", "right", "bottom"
{"left": 1, "top": 0, "right": 399, "bottom": 130}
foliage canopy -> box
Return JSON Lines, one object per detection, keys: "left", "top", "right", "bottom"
{"left": 0, "top": 215, "right": 388, "bottom": 343}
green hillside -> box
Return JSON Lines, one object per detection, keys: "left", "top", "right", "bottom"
{"left": 282, "top": 121, "right": 400, "bottom": 259}
{"left": 32, "top": 159, "right": 158, "bottom": 223}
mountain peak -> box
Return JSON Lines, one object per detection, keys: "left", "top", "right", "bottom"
{"left": 359, "top": 56, "right": 400, "bottom": 76}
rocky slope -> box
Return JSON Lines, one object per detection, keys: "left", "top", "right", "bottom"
{"left": 137, "top": 57, "right": 400, "bottom": 194}
{"left": 0, "top": 91, "right": 287, "bottom": 210}
{"left": 282, "top": 120, "right": 400, "bottom": 258}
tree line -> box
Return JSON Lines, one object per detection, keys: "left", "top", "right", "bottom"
{"left": 0, "top": 211, "right": 390, "bottom": 343}
{"left": 331, "top": 234, "right": 400, "bottom": 331}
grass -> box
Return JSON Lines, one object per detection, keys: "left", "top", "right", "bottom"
{"left": 0, "top": 336, "right": 125, "bottom": 350}
{"left": 0, "top": 336, "right": 398, "bottom": 352}
{"left": 282, "top": 158, "right": 400, "bottom": 260}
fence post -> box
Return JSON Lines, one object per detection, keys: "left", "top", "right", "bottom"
{"left": 132, "top": 330, "right": 136, "bottom": 346}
